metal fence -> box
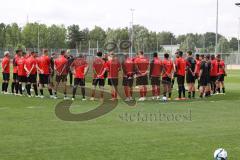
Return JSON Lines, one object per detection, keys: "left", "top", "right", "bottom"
{"left": 1, "top": 48, "right": 240, "bottom": 65}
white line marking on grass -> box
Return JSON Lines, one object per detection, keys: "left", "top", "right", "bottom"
{"left": 26, "top": 106, "right": 45, "bottom": 109}
{"left": 0, "top": 107, "right": 8, "bottom": 110}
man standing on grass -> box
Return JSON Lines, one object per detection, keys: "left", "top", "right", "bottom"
{"left": 134, "top": 51, "right": 149, "bottom": 101}
{"left": 122, "top": 53, "right": 135, "bottom": 101}
{"left": 37, "top": 49, "right": 54, "bottom": 98}
{"left": 199, "top": 55, "right": 211, "bottom": 98}
{"left": 161, "top": 53, "right": 174, "bottom": 100}
{"left": 105, "top": 52, "right": 121, "bottom": 101}
{"left": 186, "top": 51, "right": 196, "bottom": 99}
{"left": 175, "top": 51, "right": 187, "bottom": 100}
{"left": 54, "top": 50, "right": 69, "bottom": 100}
{"left": 12, "top": 50, "right": 21, "bottom": 94}
{"left": 149, "top": 52, "right": 162, "bottom": 100}
{"left": 16, "top": 52, "right": 27, "bottom": 96}
{"left": 71, "top": 54, "right": 89, "bottom": 101}
{"left": 24, "top": 51, "right": 39, "bottom": 97}
{"left": 1, "top": 51, "right": 10, "bottom": 94}
{"left": 210, "top": 55, "right": 218, "bottom": 94}
{"left": 194, "top": 54, "right": 201, "bottom": 90}
{"left": 216, "top": 54, "right": 226, "bottom": 94}
{"left": 91, "top": 51, "right": 107, "bottom": 101}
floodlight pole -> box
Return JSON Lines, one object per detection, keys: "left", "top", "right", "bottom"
{"left": 235, "top": 3, "right": 240, "bottom": 54}
{"left": 130, "top": 8, "right": 135, "bottom": 57}
{"left": 215, "top": 0, "right": 219, "bottom": 55}
{"left": 37, "top": 20, "right": 41, "bottom": 53}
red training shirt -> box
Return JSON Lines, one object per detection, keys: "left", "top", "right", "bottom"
{"left": 92, "top": 57, "right": 106, "bottom": 79}
{"left": 150, "top": 57, "right": 162, "bottom": 77}
{"left": 2, "top": 56, "right": 10, "bottom": 73}
{"left": 105, "top": 58, "right": 121, "bottom": 79}
{"left": 54, "top": 55, "right": 68, "bottom": 75}
{"left": 175, "top": 57, "right": 186, "bottom": 76}
{"left": 162, "top": 59, "right": 173, "bottom": 78}
{"left": 72, "top": 58, "right": 88, "bottom": 79}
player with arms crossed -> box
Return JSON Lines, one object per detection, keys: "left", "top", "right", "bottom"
{"left": 37, "top": 49, "right": 54, "bottom": 98}
{"left": 1, "top": 51, "right": 10, "bottom": 94}
{"left": 186, "top": 51, "right": 196, "bottom": 99}
{"left": 149, "top": 52, "right": 162, "bottom": 100}
{"left": 161, "top": 53, "right": 174, "bottom": 101}
{"left": 91, "top": 51, "right": 107, "bottom": 101}
{"left": 24, "top": 51, "right": 39, "bottom": 97}
{"left": 122, "top": 53, "right": 135, "bottom": 101}
{"left": 105, "top": 52, "right": 121, "bottom": 101}
{"left": 199, "top": 55, "right": 211, "bottom": 98}
{"left": 134, "top": 51, "right": 149, "bottom": 101}
{"left": 71, "top": 54, "right": 89, "bottom": 101}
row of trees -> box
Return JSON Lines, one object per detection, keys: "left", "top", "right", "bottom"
{"left": 0, "top": 22, "right": 238, "bottom": 53}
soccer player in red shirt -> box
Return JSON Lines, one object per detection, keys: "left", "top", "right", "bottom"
{"left": 175, "top": 51, "right": 186, "bottom": 100}
{"left": 1, "top": 51, "right": 10, "bottom": 94}
{"left": 216, "top": 54, "right": 226, "bottom": 94}
{"left": 149, "top": 52, "right": 162, "bottom": 100}
{"left": 16, "top": 52, "right": 27, "bottom": 95}
{"left": 12, "top": 50, "right": 22, "bottom": 94}
{"left": 105, "top": 52, "right": 121, "bottom": 101}
{"left": 134, "top": 51, "right": 149, "bottom": 101}
{"left": 71, "top": 54, "right": 89, "bottom": 100}
{"left": 122, "top": 53, "right": 135, "bottom": 101}
{"left": 36, "top": 49, "right": 53, "bottom": 98}
{"left": 162, "top": 53, "right": 174, "bottom": 100}
{"left": 91, "top": 51, "right": 107, "bottom": 101}
{"left": 194, "top": 54, "right": 201, "bottom": 90}
{"left": 210, "top": 55, "right": 218, "bottom": 94}
{"left": 54, "top": 50, "right": 69, "bottom": 99}
{"left": 24, "top": 51, "right": 39, "bottom": 97}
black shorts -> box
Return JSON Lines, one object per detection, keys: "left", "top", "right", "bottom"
{"left": 136, "top": 75, "right": 148, "bottom": 86}
{"left": 18, "top": 76, "right": 27, "bottom": 83}
{"left": 92, "top": 78, "right": 105, "bottom": 86}
{"left": 177, "top": 75, "right": 185, "bottom": 85}
{"left": 151, "top": 77, "right": 160, "bottom": 85}
{"left": 39, "top": 74, "right": 50, "bottom": 84}
{"left": 27, "top": 74, "right": 37, "bottom": 83}
{"left": 108, "top": 78, "right": 118, "bottom": 86}
{"left": 13, "top": 73, "right": 18, "bottom": 81}
{"left": 122, "top": 77, "right": 134, "bottom": 87}
{"left": 2, "top": 73, "right": 10, "bottom": 81}
{"left": 200, "top": 76, "right": 210, "bottom": 86}
{"left": 217, "top": 74, "right": 225, "bottom": 82}
{"left": 186, "top": 74, "right": 195, "bottom": 84}
{"left": 74, "top": 78, "right": 85, "bottom": 86}
{"left": 162, "top": 77, "right": 172, "bottom": 85}
{"left": 56, "top": 75, "right": 67, "bottom": 83}
{"left": 210, "top": 76, "right": 217, "bottom": 83}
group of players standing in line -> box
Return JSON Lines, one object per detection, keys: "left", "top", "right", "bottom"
{"left": 1, "top": 49, "right": 226, "bottom": 101}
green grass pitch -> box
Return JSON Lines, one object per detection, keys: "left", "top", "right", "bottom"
{"left": 0, "top": 70, "right": 239, "bottom": 160}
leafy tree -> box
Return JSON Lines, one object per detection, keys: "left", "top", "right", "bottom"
{"left": 229, "top": 37, "right": 238, "bottom": 52}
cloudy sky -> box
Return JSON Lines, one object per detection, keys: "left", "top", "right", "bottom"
{"left": 0, "top": 0, "right": 239, "bottom": 38}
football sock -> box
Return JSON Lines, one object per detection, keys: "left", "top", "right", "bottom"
{"left": 188, "top": 92, "right": 191, "bottom": 99}
{"left": 192, "top": 91, "right": 195, "bottom": 98}
{"left": 222, "top": 87, "right": 225, "bottom": 93}
{"left": 81, "top": 87, "right": 85, "bottom": 99}
{"left": 5, "top": 83, "right": 8, "bottom": 92}
{"left": 48, "top": 89, "right": 53, "bottom": 96}
{"left": 40, "top": 89, "right": 43, "bottom": 95}
{"left": 33, "top": 84, "right": 38, "bottom": 96}
{"left": 169, "top": 92, "right": 172, "bottom": 98}
{"left": 11, "top": 82, "right": 15, "bottom": 93}
{"left": 19, "top": 84, "right": 22, "bottom": 94}
{"left": 15, "top": 83, "right": 19, "bottom": 94}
